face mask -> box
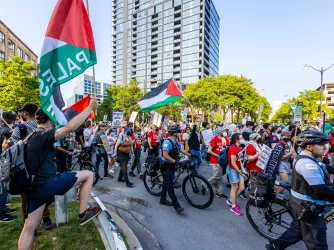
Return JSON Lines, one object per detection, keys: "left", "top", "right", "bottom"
{"left": 223, "top": 132, "right": 227, "bottom": 137}
{"left": 256, "top": 138, "right": 262, "bottom": 144}
{"left": 278, "top": 131, "right": 282, "bottom": 134}
{"left": 283, "top": 138, "right": 290, "bottom": 143}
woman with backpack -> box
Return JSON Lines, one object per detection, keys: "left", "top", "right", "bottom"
{"left": 226, "top": 133, "right": 248, "bottom": 216}
{"left": 114, "top": 127, "right": 134, "bottom": 188}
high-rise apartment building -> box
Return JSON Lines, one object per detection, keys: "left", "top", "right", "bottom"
{"left": 73, "top": 74, "right": 111, "bottom": 104}
{"left": 111, "top": 0, "right": 219, "bottom": 90}
{"left": 0, "top": 20, "right": 38, "bottom": 75}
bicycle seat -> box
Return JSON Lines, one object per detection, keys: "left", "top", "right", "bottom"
{"left": 279, "top": 180, "right": 291, "bottom": 190}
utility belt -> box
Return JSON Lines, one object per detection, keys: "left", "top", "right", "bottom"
{"left": 160, "top": 161, "right": 176, "bottom": 172}
{"left": 291, "top": 196, "right": 325, "bottom": 221}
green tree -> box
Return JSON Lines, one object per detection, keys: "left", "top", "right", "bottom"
{"left": 97, "top": 79, "right": 144, "bottom": 121}
{"left": 156, "top": 103, "right": 182, "bottom": 121}
{"left": 0, "top": 56, "right": 40, "bottom": 111}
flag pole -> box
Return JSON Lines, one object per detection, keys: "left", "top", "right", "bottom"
{"left": 86, "top": 0, "right": 97, "bottom": 117}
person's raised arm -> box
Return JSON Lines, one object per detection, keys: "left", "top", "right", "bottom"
{"left": 55, "top": 99, "right": 98, "bottom": 141}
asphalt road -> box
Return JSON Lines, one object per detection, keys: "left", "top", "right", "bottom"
{"left": 92, "top": 152, "right": 334, "bottom": 250}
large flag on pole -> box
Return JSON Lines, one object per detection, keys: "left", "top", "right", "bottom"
{"left": 138, "top": 78, "right": 183, "bottom": 112}
{"left": 38, "top": 0, "right": 97, "bottom": 125}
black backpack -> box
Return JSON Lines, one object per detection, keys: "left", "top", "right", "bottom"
{"left": 0, "top": 132, "right": 35, "bottom": 195}
{"left": 248, "top": 170, "right": 275, "bottom": 208}
{"left": 0, "top": 125, "right": 11, "bottom": 154}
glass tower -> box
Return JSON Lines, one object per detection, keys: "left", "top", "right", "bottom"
{"left": 111, "top": 0, "right": 220, "bottom": 90}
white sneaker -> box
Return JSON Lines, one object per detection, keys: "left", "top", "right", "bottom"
{"left": 109, "top": 170, "right": 115, "bottom": 174}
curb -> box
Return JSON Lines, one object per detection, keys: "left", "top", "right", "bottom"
{"left": 89, "top": 192, "right": 143, "bottom": 250}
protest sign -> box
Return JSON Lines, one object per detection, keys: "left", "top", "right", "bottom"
{"left": 112, "top": 112, "right": 123, "bottom": 128}
{"left": 129, "top": 112, "right": 138, "bottom": 123}
{"left": 201, "top": 129, "right": 214, "bottom": 146}
{"left": 256, "top": 144, "right": 272, "bottom": 170}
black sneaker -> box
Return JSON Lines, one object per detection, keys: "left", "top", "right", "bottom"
{"left": 129, "top": 171, "right": 136, "bottom": 177}
{"left": 4, "top": 208, "right": 17, "bottom": 214}
{"left": 160, "top": 200, "right": 173, "bottom": 206}
{"left": 265, "top": 244, "right": 276, "bottom": 250}
{"left": 173, "top": 181, "right": 181, "bottom": 189}
{"left": 175, "top": 207, "right": 184, "bottom": 214}
{"left": 215, "top": 193, "right": 228, "bottom": 199}
{"left": 126, "top": 181, "right": 133, "bottom": 188}
{"left": 117, "top": 179, "right": 125, "bottom": 182}
{"left": 104, "top": 173, "right": 114, "bottom": 179}
{"left": 40, "top": 220, "right": 54, "bottom": 230}
{"left": 0, "top": 214, "right": 16, "bottom": 222}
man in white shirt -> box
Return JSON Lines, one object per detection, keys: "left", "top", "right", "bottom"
{"left": 83, "top": 120, "right": 94, "bottom": 148}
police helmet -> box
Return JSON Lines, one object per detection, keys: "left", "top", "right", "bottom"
{"left": 296, "top": 130, "right": 330, "bottom": 148}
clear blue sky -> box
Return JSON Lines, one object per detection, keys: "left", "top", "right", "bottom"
{"left": 1, "top": 0, "right": 334, "bottom": 105}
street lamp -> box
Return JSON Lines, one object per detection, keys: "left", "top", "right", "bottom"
{"left": 304, "top": 63, "right": 334, "bottom": 131}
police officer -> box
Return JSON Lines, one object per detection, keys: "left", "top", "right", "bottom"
{"left": 266, "top": 130, "right": 334, "bottom": 250}
{"left": 160, "top": 126, "right": 191, "bottom": 214}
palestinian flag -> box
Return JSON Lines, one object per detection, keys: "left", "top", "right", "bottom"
{"left": 63, "top": 94, "right": 95, "bottom": 120}
{"left": 138, "top": 78, "right": 184, "bottom": 112}
{"left": 38, "top": 0, "right": 96, "bottom": 125}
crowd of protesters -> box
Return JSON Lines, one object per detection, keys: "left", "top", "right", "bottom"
{"left": 1, "top": 100, "right": 334, "bottom": 249}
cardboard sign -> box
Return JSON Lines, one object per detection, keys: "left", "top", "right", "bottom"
{"left": 112, "top": 112, "right": 123, "bottom": 128}
{"left": 201, "top": 129, "right": 214, "bottom": 146}
{"left": 153, "top": 114, "right": 162, "bottom": 127}
{"left": 129, "top": 112, "right": 138, "bottom": 123}
{"left": 100, "top": 135, "right": 111, "bottom": 153}
{"left": 256, "top": 144, "right": 272, "bottom": 170}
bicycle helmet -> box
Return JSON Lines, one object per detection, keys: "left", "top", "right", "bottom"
{"left": 168, "top": 125, "right": 180, "bottom": 134}
{"left": 296, "top": 130, "right": 329, "bottom": 148}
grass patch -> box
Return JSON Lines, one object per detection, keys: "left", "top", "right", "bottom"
{"left": 0, "top": 198, "right": 105, "bottom": 250}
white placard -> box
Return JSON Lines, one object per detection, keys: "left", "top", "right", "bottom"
{"left": 129, "top": 112, "right": 138, "bottom": 123}
{"left": 103, "top": 115, "right": 108, "bottom": 122}
{"left": 153, "top": 112, "right": 162, "bottom": 127}
{"left": 256, "top": 144, "right": 272, "bottom": 170}
{"left": 112, "top": 112, "right": 123, "bottom": 128}
{"left": 183, "top": 108, "right": 188, "bottom": 121}
{"left": 201, "top": 129, "right": 214, "bottom": 146}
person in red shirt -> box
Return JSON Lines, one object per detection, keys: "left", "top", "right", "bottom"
{"left": 207, "top": 127, "right": 228, "bottom": 199}
{"left": 246, "top": 133, "right": 263, "bottom": 173}
{"left": 148, "top": 125, "right": 159, "bottom": 156}
{"left": 129, "top": 127, "right": 143, "bottom": 178}
{"left": 226, "top": 133, "right": 247, "bottom": 216}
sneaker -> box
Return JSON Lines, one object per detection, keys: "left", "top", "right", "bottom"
{"left": 117, "top": 179, "right": 125, "bottom": 182}
{"left": 79, "top": 206, "right": 102, "bottom": 226}
{"left": 40, "top": 220, "right": 54, "bottom": 230}
{"left": 109, "top": 169, "right": 115, "bottom": 174}
{"left": 230, "top": 205, "right": 242, "bottom": 216}
{"left": 173, "top": 181, "right": 181, "bottom": 189}
{"left": 215, "top": 193, "right": 228, "bottom": 199}
{"left": 139, "top": 173, "right": 144, "bottom": 179}
{"left": 129, "top": 171, "right": 136, "bottom": 177}
{"left": 126, "top": 181, "right": 134, "bottom": 187}
{"left": 0, "top": 213, "right": 16, "bottom": 222}
{"left": 104, "top": 173, "right": 114, "bottom": 179}
{"left": 175, "top": 206, "right": 184, "bottom": 214}
{"left": 240, "top": 192, "right": 247, "bottom": 200}
{"left": 265, "top": 244, "right": 276, "bottom": 250}
{"left": 226, "top": 199, "right": 240, "bottom": 209}
{"left": 4, "top": 208, "right": 17, "bottom": 214}
{"left": 160, "top": 200, "right": 173, "bottom": 206}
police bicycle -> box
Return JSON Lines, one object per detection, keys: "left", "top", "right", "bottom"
{"left": 246, "top": 180, "right": 334, "bottom": 240}
{"left": 143, "top": 156, "right": 214, "bottom": 209}
{"left": 65, "top": 148, "right": 100, "bottom": 186}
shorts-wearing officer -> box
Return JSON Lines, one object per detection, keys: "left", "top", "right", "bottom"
{"left": 160, "top": 126, "right": 191, "bottom": 214}
{"left": 266, "top": 130, "right": 334, "bottom": 250}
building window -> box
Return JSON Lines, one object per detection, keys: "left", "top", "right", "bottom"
{"left": 8, "top": 39, "right": 15, "bottom": 52}
{"left": 17, "top": 47, "right": 23, "bottom": 58}
{"left": 25, "top": 53, "right": 30, "bottom": 62}
{"left": 0, "top": 50, "right": 4, "bottom": 61}
{"left": 0, "top": 32, "right": 4, "bottom": 44}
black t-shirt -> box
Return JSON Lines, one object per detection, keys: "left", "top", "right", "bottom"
{"left": 75, "top": 127, "right": 84, "bottom": 146}
{"left": 26, "top": 128, "right": 57, "bottom": 186}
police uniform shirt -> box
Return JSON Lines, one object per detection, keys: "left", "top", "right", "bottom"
{"left": 291, "top": 151, "right": 327, "bottom": 205}
{"left": 161, "top": 138, "right": 180, "bottom": 162}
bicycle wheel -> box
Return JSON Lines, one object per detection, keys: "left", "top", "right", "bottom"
{"left": 82, "top": 161, "right": 99, "bottom": 186}
{"left": 182, "top": 173, "right": 214, "bottom": 209}
{"left": 246, "top": 199, "right": 292, "bottom": 240}
{"left": 143, "top": 169, "right": 163, "bottom": 196}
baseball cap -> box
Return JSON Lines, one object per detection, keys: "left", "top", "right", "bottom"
{"left": 18, "top": 104, "right": 39, "bottom": 114}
